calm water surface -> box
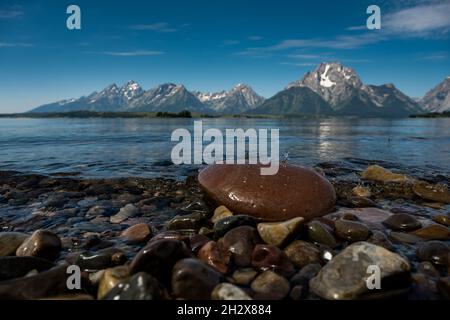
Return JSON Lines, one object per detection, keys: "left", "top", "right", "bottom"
{"left": 0, "top": 117, "right": 449, "bottom": 178}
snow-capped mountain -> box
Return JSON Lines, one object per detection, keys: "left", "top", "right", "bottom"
{"left": 194, "top": 83, "right": 265, "bottom": 114}
{"left": 278, "top": 62, "right": 423, "bottom": 117}
{"left": 420, "top": 77, "right": 450, "bottom": 112}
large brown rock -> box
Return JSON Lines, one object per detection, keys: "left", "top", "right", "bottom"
{"left": 198, "top": 164, "right": 336, "bottom": 221}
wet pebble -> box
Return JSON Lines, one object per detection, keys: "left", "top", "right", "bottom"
{"left": 0, "top": 232, "right": 28, "bottom": 257}
{"left": 97, "top": 266, "right": 129, "bottom": 299}
{"left": 250, "top": 270, "right": 290, "bottom": 300}
{"left": 389, "top": 231, "right": 423, "bottom": 244}
{"left": 198, "top": 241, "right": 230, "bottom": 274}
{"left": 120, "top": 223, "right": 152, "bottom": 244}
{"left": 211, "top": 205, "right": 233, "bottom": 224}
{"left": 257, "top": 217, "right": 303, "bottom": 247}
{"left": 306, "top": 221, "right": 337, "bottom": 248}
{"left": 413, "top": 181, "right": 450, "bottom": 204}
{"left": 16, "top": 230, "right": 62, "bottom": 261}
{"left": 382, "top": 213, "right": 422, "bottom": 231}
{"left": 232, "top": 268, "right": 258, "bottom": 286}
{"left": 416, "top": 241, "right": 449, "bottom": 266}
{"left": 251, "top": 244, "right": 294, "bottom": 277}
{"left": 218, "top": 226, "right": 261, "bottom": 267}
{"left": 214, "top": 215, "right": 257, "bottom": 239}
{"left": 283, "top": 240, "right": 321, "bottom": 268}
{"left": 335, "top": 219, "right": 371, "bottom": 242}
{"left": 172, "top": 258, "right": 222, "bottom": 300}
{"left": 110, "top": 204, "right": 139, "bottom": 224}
{"left": 73, "top": 248, "right": 127, "bottom": 271}
{"left": 166, "top": 212, "right": 208, "bottom": 231}
{"left": 103, "top": 272, "right": 163, "bottom": 300}
{"left": 211, "top": 283, "right": 252, "bottom": 300}
{"left": 411, "top": 224, "right": 450, "bottom": 241}
{"left": 432, "top": 215, "right": 450, "bottom": 227}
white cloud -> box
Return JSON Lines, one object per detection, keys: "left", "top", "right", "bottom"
{"left": 129, "top": 22, "right": 177, "bottom": 32}
{"left": 102, "top": 50, "right": 164, "bottom": 56}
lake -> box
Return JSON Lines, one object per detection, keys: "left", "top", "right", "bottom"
{"left": 0, "top": 117, "right": 449, "bottom": 179}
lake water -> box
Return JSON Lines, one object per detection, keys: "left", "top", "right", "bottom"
{"left": 0, "top": 117, "right": 449, "bottom": 179}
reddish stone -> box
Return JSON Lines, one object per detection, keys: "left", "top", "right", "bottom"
{"left": 197, "top": 241, "right": 230, "bottom": 274}
{"left": 198, "top": 164, "right": 336, "bottom": 221}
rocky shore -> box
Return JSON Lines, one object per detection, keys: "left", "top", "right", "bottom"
{"left": 0, "top": 161, "right": 449, "bottom": 300}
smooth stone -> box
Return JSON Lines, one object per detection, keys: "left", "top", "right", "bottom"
{"left": 341, "top": 208, "right": 392, "bottom": 229}
{"left": 214, "top": 215, "right": 257, "bottom": 239}
{"left": 251, "top": 244, "right": 294, "bottom": 277}
{"left": 341, "top": 212, "right": 359, "bottom": 221}
{"left": 310, "top": 242, "right": 411, "bottom": 300}
{"left": 16, "top": 230, "right": 62, "bottom": 261}
{"left": 120, "top": 223, "right": 152, "bottom": 244}
{"left": 190, "top": 234, "right": 211, "bottom": 254}
{"left": 211, "top": 283, "right": 252, "bottom": 300}
{"left": 416, "top": 241, "right": 449, "bottom": 266}
{"left": 150, "top": 230, "right": 192, "bottom": 244}
{"left": 103, "top": 272, "right": 163, "bottom": 300}
{"left": 232, "top": 268, "right": 258, "bottom": 286}
{"left": 198, "top": 241, "right": 230, "bottom": 274}
{"left": 218, "top": 226, "right": 262, "bottom": 267}
{"left": 413, "top": 181, "right": 450, "bottom": 204}
{"left": 211, "top": 205, "right": 233, "bottom": 224}
{"left": 97, "top": 266, "right": 130, "bottom": 299}
{"left": 340, "top": 197, "right": 378, "bottom": 208}
{"left": 257, "top": 217, "right": 303, "bottom": 247}
{"left": 0, "top": 256, "right": 55, "bottom": 281}
{"left": 411, "top": 224, "right": 450, "bottom": 240}
{"left": 437, "top": 277, "right": 450, "bottom": 300}
{"left": 172, "top": 258, "right": 222, "bottom": 300}
{"left": 432, "top": 215, "right": 450, "bottom": 227}
{"left": 283, "top": 240, "right": 321, "bottom": 268}
{"left": 306, "top": 221, "right": 337, "bottom": 248}
{"left": 367, "top": 230, "right": 395, "bottom": 251}
{"left": 166, "top": 212, "right": 208, "bottom": 231}
{"left": 352, "top": 186, "right": 371, "bottom": 198}
{"left": 335, "top": 219, "right": 371, "bottom": 242}
{"left": 129, "top": 239, "right": 191, "bottom": 284}
{"left": 389, "top": 231, "right": 423, "bottom": 244}
{"left": 361, "top": 165, "right": 410, "bottom": 182}
{"left": 0, "top": 232, "right": 28, "bottom": 256}
{"left": 73, "top": 248, "right": 127, "bottom": 271}
{"left": 290, "top": 263, "right": 321, "bottom": 287}
{"left": 0, "top": 264, "right": 70, "bottom": 299}
{"left": 382, "top": 213, "right": 422, "bottom": 231}
{"left": 110, "top": 204, "right": 139, "bottom": 224}
{"left": 250, "top": 270, "right": 290, "bottom": 300}
{"left": 198, "top": 164, "right": 336, "bottom": 221}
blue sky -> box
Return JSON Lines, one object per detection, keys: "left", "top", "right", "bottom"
{"left": 0, "top": 0, "right": 449, "bottom": 113}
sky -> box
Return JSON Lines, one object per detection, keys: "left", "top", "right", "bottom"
{"left": 0, "top": 0, "right": 449, "bottom": 113}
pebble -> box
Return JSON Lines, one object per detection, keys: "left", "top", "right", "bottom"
{"left": 306, "top": 221, "right": 337, "bottom": 248}
{"left": 172, "top": 258, "right": 222, "bottom": 300}
{"left": 290, "top": 263, "right": 321, "bottom": 288}
{"left": 129, "top": 239, "right": 191, "bottom": 284}
{"left": 16, "top": 230, "right": 62, "bottom": 261}
{"left": 198, "top": 241, "right": 230, "bottom": 274}
{"left": 416, "top": 241, "right": 449, "bottom": 266}
{"left": 0, "top": 232, "right": 28, "bottom": 256}
{"left": 166, "top": 212, "right": 208, "bottom": 231}
{"left": 382, "top": 213, "right": 422, "bottom": 231}
{"left": 110, "top": 204, "right": 139, "bottom": 224}
{"left": 251, "top": 244, "right": 294, "bottom": 277}
{"left": 361, "top": 165, "right": 410, "bottom": 182}
{"left": 211, "top": 205, "right": 233, "bottom": 224}
{"left": 257, "top": 217, "right": 303, "bottom": 247}
{"left": 198, "top": 164, "right": 336, "bottom": 221}
{"left": 232, "top": 268, "right": 258, "bottom": 286}
{"left": 211, "top": 283, "right": 252, "bottom": 300}
{"left": 367, "top": 230, "right": 395, "bottom": 251}
{"left": 73, "top": 248, "right": 127, "bottom": 271}
{"left": 190, "top": 234, "right": 211, "bottom": 254}
{"left": 97, "top": 266, "right": 130, "bottom": 299}
{"left": 310, "top": 242, "right": 410, "bottom": 300}
{"left": 103, "top": 272, "right": 163, "bottom": 300}
{"left": 0, "top": 256, "right": 55, "bottom": 281}
{"left": 120, "top": 223, "right": 152, "bottom": 244}
{"left": 250, "top": 270, "right": 290, "bottom": 300}
{"left": 334, "top": 219, "right": 371, "bottom": 242}
{"left": 432, "top": 215, "right": 450, "bottom": 227}
{"left": 389, "top": 231, "right": 423, "bottom": 244}
{"left": 214, "top": 215, "right": 257, "bottom": 239}
{"left": 0, "top": 264, "right": 70, "bottom": 299}
{"left": 413, "top": 181, "right": 450, "bottom": 204}
{"left": 218, "top": 226, "right": 261, "bottom": 267}
{"left": 411, "top": 224, "right": 450, "bottom": 240}
{"left": 283, "top": 240, "right": 321, "bottom": 268}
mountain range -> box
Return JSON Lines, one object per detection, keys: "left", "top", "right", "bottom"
{"left": 30, "top": 62, "right": 450, "bottom": 117}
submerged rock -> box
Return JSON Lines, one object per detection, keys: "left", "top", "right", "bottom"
{"left": 120, "top": 223, "right": 152, "bottom": 244}
{"left": 110, "top": 204, "right": 139, "bottom": 224}
{"left": 334, "top": 219, "right": 371, "bottom": 242}
{"left": 411, "top": 224, "right": 450, "bottom": 241}
{"left": 413, "top": 181, "right": 450, "bottom": 204}
{"left": 198, "top": 164, "right": 336, "bottom": 221}
{"left": 382, "top": 213, "right": 422, "bottom": 231}
{"left": 310, "top": 242, "right": 410, "bottom": 300}
{"left": 361, "top": 165, "right": 410, "bottom": 182}
{"left": 416, "top": 241, "right": 449, "bottom": 266}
